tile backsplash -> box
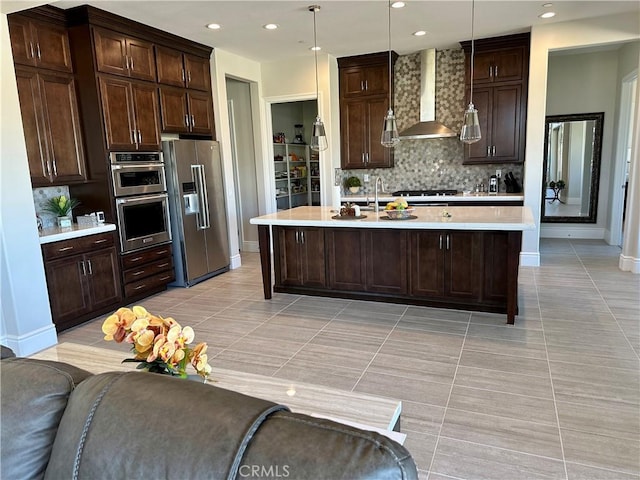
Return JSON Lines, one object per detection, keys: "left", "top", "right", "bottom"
{"left": 33, "top": 185, "right": 71, "bottom": 228}
{"left": 342, "top": 49, "right": 523, "bottom": 195}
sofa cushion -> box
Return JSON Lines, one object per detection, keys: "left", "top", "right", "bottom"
{"left": 45, "top": 372, "right": 288, "bottom": 480}
{"left": 241, "top": 411, "right": 418, "bottom": 479}
{"left": 1, "top": 358, "right": 92, "bottom": 480}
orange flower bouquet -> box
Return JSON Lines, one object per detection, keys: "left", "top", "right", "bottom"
{"left": 102, "top": 305, "right": 212, "bottom": 379}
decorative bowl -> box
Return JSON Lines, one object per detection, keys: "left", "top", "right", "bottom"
{"left": 383, "top": 208, "right": 415, "bottom": 219}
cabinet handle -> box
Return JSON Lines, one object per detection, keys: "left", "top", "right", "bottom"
{"left": 185, "top": 114, "right": 190, "bottom": 127}
{"left": 93, "top": 238, "right": 107, "bottom": 244}
{"left": 361, "top": 153, "right": 365, "bottom": 164}
{"left": 52, "top": 160, "right": 58, "bottom": 177}
{"left": 494, "top": 65, "right": 498, "bottom": 77}
{"left": 156, "top": 262, "right": 169, "bottom": 268}
{"left": 137, "top": 130, "right": 142, "bottom": 144}
{"left": 129, "top": 55, "right": 134, "bottom": 71}
{"left": 365, "top": 152, "right": 369, "bottom": 164}
{"left": 492, "top": 145, "right": 496, "bottom": 156}
{"left": 364, "top": 80, "right": 368, "bottom": 91}
{"left": 487, "top": 146, "right": 491, "bottom": 157}
{"left": 80, "top": 260, "right": 86, "bottom": 276}
{"left": 131, "top": 130, "right": 136, "bottom": 145}
{"left": 58, "top": 246, "right": 74, "bottom": 252}
{"left": 36, "top": 43, "right": 41, "bottom": 60}
{"left": 130, "top": 256, "right": 143, "bottom": 262}
{"left": 46, "top": 160, "right": 52, "bottom": 179}
{"left": 87, "top": 260, "right": 93, "bottom": 275}
{"left": 190, "top": 114, "right": 195, "bottom": 127}
{"left": 360, "top": 80, "right": 365, "bottom": 91}
{"left": 301, "top": 231, "right": 305, "bottom": 244}
{"left": 187, "top": 71, "right": 192, "bottom": 83}
{"left": 156, "top": 250, "right": 168, "bottom": 255}
{"left": 125, "top": 55, "right": 129, "bottom": 70}
{"left": 132, "top": 270, "right": 145, "bottom": 276}
{"left": 134, "top": 284, "right": 146, "bottom": 290}
{"left": 182, "top": 68, "right": 186, "bottom": 82}
{"left": 295, "top": 231, "right": 299, "bottom": 243}
{"left": 439, "top": 234, "right": 443, "bottom": 250}
{"left": 446, "top": 234, "right": 450, "bottom": 250}
{"left": 29, "top": 42, "right": 35, "bottom": 59}
{"left": 159, "top": 275, "right": 172, "bottom": 281}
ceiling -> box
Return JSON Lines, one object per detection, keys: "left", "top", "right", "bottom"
{"left": 26, "top": 1, "right": 640, "bottom": 62}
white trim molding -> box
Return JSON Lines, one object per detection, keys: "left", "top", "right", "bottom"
{"left": 230, "top": 253, "right": 242, "bottom": 270}
{"left": 0, "top": 323, "right": 58, "bottom": 357}
{"left": 540, "top": 226, "right": 605, "bottom": 239}
{"left": 520, "top": 251, "right": 540, "bottom": 267}
{"left": 619, "top": 254, "right": 640, "bottom": 274}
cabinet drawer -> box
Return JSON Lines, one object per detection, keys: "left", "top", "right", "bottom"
{"left": 121, "top": 244, "right": 172, "bottom": 269}
{"left": 124, "top": 269, "right": 175, "bottom": 298}
{"left": 123, "top": 256, "right": 173, "bottom": 283}
{"left": 42, "top": 232, "right": 115, "bottom": 260}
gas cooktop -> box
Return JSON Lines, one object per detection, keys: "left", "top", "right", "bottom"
{"left": 392, "top": 189, "right": 459, "bottom": 197}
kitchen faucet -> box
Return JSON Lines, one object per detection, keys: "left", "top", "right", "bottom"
{"left": 374, "top": 176, "right": 384, "bottom": 211}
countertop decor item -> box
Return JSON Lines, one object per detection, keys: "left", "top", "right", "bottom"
{"left": 42, "top": 194, "right": 80, "bottom": 218}
{"left": 345, "top": 176, "right": 362, "bottom": 193}
{"left": 101, "top": 305, "right": 212, "bottom": 380}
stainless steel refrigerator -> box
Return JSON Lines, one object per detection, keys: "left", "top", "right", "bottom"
{"left": 163, "top": 140, "right": 230, "bottom": 287}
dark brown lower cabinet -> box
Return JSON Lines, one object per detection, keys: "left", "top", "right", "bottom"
{"left": 264, "top": 226, "right": 521, "bottom": 324}
{"left": 274, "top": 227, "right": 326, "bottom": 288}
{"left": 409, "top": 230, "right": 481, "bottom": 300}
{"left": 43, "top": 232, "right": 121, "bottom": 331}
{"left": 121, "top": 243, "right": 175, "bottom": 300}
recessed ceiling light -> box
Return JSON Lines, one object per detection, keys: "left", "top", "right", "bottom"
{"left": 539, "top": 11, "right": 556, "bottom": 19}
{"left": 263, "top": 23, "right": 279, "bottom": 30}
{"left": 310, "top": 46, "right": 321, "bottom": 51}
{"left": 391, "top": 2, "right": 405, "bottom": 8}
{"left": 206, "top": 23, "right": 221, "bottom": 30}
{"left": 413, "top": 30, "right": 427, "bottom": 37}
{"left": 542, "top": 3, "right": 553, "bottom": 7}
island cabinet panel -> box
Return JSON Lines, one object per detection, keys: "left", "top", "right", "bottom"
{"left": 363, "top": 230, "right": 408, "bottom": 295}
{"left": 481, "top": 232, "right": 509, "bottom": 304}
{"left": 274, "top": 227, "right": 326, "bottom": 288}
{"left": 409, "top": 230, "right": 481, "bottom": 300}
{"left": 326, "top": 229, "right": 365, "bottom": 291}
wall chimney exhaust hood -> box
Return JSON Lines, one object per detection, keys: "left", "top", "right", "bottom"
{"left": 399, "top": 49, "right": 457, "bottom": 139}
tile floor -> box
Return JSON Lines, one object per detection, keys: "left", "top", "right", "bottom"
{"left": 56, "top": 239, "right": 640, "bottom": 479}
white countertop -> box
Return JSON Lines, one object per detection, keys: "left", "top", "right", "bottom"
{"left": 251, "top": 206, "right": 535, "bottom": 231}
{"left": 39, "top": 223, "right": 116, "bottom": 244}
{"left": 342, "top": 192, "right": 524, "bottom": 203}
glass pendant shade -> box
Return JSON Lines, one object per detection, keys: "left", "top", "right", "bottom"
{"left": 381, "top": 108, "right": 400, "bottom": 147}
{"left": 310, "top": 116, "right": 328, "bottom": 151}
{"left": 460, "top": 103, "right": 481, "bottom": 144}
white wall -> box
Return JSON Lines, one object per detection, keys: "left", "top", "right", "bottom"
{"left": 261, "top": 54, "right": 337, "bottom": 208}
{"left": 542, "top": 50, "right": 619, "bottom": 238}
{"left": 210, "top": 49, "right": 265, "bottom": 269}
{"left": 0, "top": 14, "right": 58, "bottom": 355}
{"left": 524, "top": 13, "right": 640, "bottom": 265}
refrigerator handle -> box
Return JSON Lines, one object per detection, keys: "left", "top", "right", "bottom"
{"left": 192, "top": 164, "right": 211, "bottom": 230}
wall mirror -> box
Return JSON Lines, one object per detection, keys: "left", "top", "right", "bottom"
{"left": 541, "top": 112, "right": 604, "bottom": 223}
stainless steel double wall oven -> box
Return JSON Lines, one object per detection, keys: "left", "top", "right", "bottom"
{"left": 110, "top": 152, "right": 171, "bottom": 253}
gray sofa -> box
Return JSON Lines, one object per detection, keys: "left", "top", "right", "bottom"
{"left": 1, "top": 356, "right": 417, "bottom": 480}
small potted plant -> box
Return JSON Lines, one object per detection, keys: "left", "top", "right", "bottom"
{"left": 42, "top": 194, "right": 80, "bottom": 228}
{"left": 344, "top": 176, "right": 362, "bottom": 193}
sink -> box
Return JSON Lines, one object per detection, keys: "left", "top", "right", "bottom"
{"left": 358, "top": 205, "right": 384, "bottom": 212}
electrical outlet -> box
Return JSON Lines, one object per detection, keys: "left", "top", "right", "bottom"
{"left": 363, "top": 174, "right": 370, "bottom": 182}
{"left": 496, "top": 169, "right": 502, "bottom": 178}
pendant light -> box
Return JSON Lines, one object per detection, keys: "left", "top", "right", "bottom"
{"left": 460, "top": 0, "right": 482, "bottom": 144}
{"left": 381, "top": 0, "right": 400, "bottom": 148}
{"left": 309, "top": 5, "right": 328, "bottom": 152}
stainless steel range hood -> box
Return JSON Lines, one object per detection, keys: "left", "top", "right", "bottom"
{"left": 399, "top": 49, "right": 458, "bottom": 139}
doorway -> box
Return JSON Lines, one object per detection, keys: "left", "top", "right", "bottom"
{"left": 611, "top": 72, "right": 638, "bottom": 246}
{"left": 226, "top": 77, "right": 260, "bottom": 252}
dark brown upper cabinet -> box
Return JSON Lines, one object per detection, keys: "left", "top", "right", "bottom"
{"left": 15, "top": 67, "right": 86, "bottom": 186}
{"left": 8, "top": 16, "right": 73, "bottom": 73}
{"left": 93, "top": 27, "right": 156, "bottom": 81}
{"left": 159, "top": 87, "right": 214, "bottom": 136}
{"left": 461, "top": 33, "right": 529, "bottom": 164}
{"left": 338, "top": 52, "right": 397, "bottom": 170}
{"left": 99, "top": 76, "right": 161, "bottom": 151}
{"left": 156, "top": 46, "right": 211, "bottom": 91}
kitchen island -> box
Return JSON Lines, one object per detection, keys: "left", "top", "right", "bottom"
{"left": 250, "top": 206, "right": 535, "bottom": 324}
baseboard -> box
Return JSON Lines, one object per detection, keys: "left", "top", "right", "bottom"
{"left": 229, "top": 253, "right": 242, "bottom": 270}
{"left": 619, "top": 254, "right": 640, "bottom": 274}
{"left": 242, "top": 241, "right": 260, "bottom": 253}
{"left": 540, "top": 226, "right": 605, "bottom": 239}
{"left": 520, "top": 251, "right": 540, "bottom": 267}
{"left": 0, "top": 323, "right": 58, "bottom": 357}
